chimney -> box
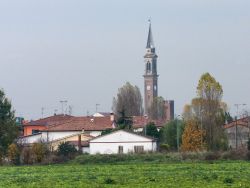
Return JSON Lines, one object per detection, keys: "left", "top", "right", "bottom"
{"left": 110, "top": 112, "right": 114, "bottom": 122}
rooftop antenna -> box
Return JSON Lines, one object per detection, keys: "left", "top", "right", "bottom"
{"left": 60, "top": 100, "right": 68, "bottom": 115}
{"left": 96, "top": 103, "right": 100, "bottom": 113}
{"left": 68, "top": 105, "right": 73, "bottom": 115}
{"left": 41, "top": 107, "right": 45, "bottom": 118}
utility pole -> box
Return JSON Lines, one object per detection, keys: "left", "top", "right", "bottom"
{"left": 234, "top": 104, "right": 246, "bottom": 149}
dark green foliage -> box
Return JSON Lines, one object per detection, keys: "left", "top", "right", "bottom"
{"left": 116, "top": 111, "right": 133, "bottom": 130}
{"left": 143, "top": 122, "right": 159, "bottom": 138}
{"left": 112, "top": 82, "right": 143, "bottom": 120}
{"left": 73, "top": 153, "right": 181, "bottom": 164}
{"left": 0, "top": 89, "right": 18, "bottom": 154}
{"left": 104, "top": 178, "right": 115, "bottom": 184}
{"left": 224, "top": 112, "right": 233, "bottom": 123}
{"left": 223, "top": 177, "right": 234, "bottom": 184}
{"left": 159, "top": 120, "right": 184, "bottom": 150}
{"left": 101, "top": 129, "right": 113, "bottom": 136}
{"left": 57, "top": 142, "right": 77, "bottom": 157}
{"left": 159, "top": 144, "right": 170, "bottom": 152}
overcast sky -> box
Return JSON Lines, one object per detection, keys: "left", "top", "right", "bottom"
{"left": 0, "top": 0, "right": 249, "bottom": 120}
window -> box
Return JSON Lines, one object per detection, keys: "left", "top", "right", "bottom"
{"left": 32, "top": 130, "right": 40, "bottom": 134}
{"left": 146, "top": 62, "right": 151, "bottom": 72}
{"left": 118, "top": 146, "right": 123, "bottom": 154}
{"left": 134, "top": 146, "right": 144, "bottom": 153}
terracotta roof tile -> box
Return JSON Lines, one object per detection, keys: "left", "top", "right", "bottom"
{"left": 132, "top": 116, "right": 166, "bottom": 128}
{"left": 224, "top": 117, "right": 249, "bottom": 129}
{"left": 24, "top": 114, "right": 74, "bottom": 126}
{"left": 46, "top": 116, "right": 113, "bottom": 131}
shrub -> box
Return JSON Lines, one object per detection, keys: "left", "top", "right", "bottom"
{"left": 31, "top": 143, "right": 47, "bottom": 163}
{"left": 204, "top": 152, "right": 220, "bottom": 161}
{"left": 159, "top": 144, "right": 170, "bottom": 152}
{"left": 104, "top": 178, "right": 115, "bottom": 184}
{"left": 223, "top": 177, "right": 234, "bottom": 184}
{"left": 20, "top": 147, "right": 33, "bottom": 165}
{"left": 7, "top": 143, "right": 20, "bottom": 165}
{"left": 0, "top": 151, "right": 3, "bottom": 165}
{"left": 57, "top": 142, "right": 77, "bottom": 159}
{"left": 221, "top": 149, "right": 247, "bottom": 160}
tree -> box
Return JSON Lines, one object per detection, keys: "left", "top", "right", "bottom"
{"left": 0, "top": 89, "right": 18, "bottom": 154}
{"left": 112, "top": 82, "right": 143, "bottom": 120}
{"left": 148, "top": 96, "right": 166, "bottom": 120}
{"left": 31, "top": 143, "right": 47, "bottom": 163}
{"left": 57, "top": 142, "right": 77, "bottom": 158}
{"left": 159, "top": 119, "right": 184, "bottom": 150}
{"left": 181, "top": 120, "right": 205, "bottom": 152}
{"left": 7, "top": 143, "right": 20, "bottom": 165}
{"left": 143, "top": 122, "right": 159, "bottom": 138}
{"left": 182, "top": 73, "right": 228, "bottom": 150}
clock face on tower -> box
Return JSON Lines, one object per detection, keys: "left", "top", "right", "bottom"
{"left": 147, "top": 85, "right": 151, "bottom": 91}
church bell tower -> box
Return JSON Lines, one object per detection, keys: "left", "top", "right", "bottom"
{"left": 144, "top": 21, "right": 158, "bottom": 115}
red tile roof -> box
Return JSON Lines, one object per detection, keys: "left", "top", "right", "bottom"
{"left": 46, "top": 116, "right": 114, "bottom": 131}
{"left": 132, "top": 116, "right": 166, "bottom": 128}
{"left": 24, "top": 114, "right": 74, "bottom": 127}
{"left": 224, "top": 117, "right": 249, "bottom": 129}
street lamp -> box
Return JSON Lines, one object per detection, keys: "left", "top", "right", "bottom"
{"left": 176, "top": 114, "right": 180, "bottom": 152}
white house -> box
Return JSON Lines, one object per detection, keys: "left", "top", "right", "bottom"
{"left": 89, "top": 130, "right": 157, "bottom": 154}
{"left": 18, "top": 116, "right": 115, "bottom": 145}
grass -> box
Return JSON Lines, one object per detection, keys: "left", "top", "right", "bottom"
{"left": 1, "top": 160, "right": 250, "bottom": 187}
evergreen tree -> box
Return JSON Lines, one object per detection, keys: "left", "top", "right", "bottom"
{"left": 0, "top": 89, "right": 18, "bottom": 154}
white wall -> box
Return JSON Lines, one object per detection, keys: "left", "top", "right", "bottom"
{"left": 42, "top": 131, "right": 81, "bottom": 142}
{"left": 19, "top": 130, "right": 102, "bottom": 144}
{"left": 90, "top": 141, "right": 156, "bottom": 154}
{"left": 89, "top": 130, "right": 157, "bottom": 154}
{"left": 19, "top": 133, "right": 43, "bottom": 144}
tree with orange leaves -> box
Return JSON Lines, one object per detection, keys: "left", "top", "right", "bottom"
{"left": 181, "top": 119, "right": 206, "bottom": 152}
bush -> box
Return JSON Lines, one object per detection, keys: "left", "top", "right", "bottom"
{"left": 7, "top": 143, "right": 20, "bottom": 165}
{"left": 73, "top": 153, "right": 181, "bottom": 165}
{"left": 104, "top": 178, "right": 115, "bottom": 184}
{"left": 159, "top": 144, "right": 170, "bottom": 152}
{"left": 204, "top": 152, "right": 220, "bottom": 161}
{"left": 0, "top": 151, "right": 3, "bottom": 165}
{"left": 57, "top": 142, "right": 77, "bottom": 159}
{"left": 31, "top": 143, "right": 47, "bottom": 163}
{"left": 20, "top": 147, "right": 33, "bottom": 165}
{"left": 221, "top": 149, "right": 247, "bottom": 160}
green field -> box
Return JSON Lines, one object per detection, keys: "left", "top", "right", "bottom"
{"left": 0, "top": 161, "right": 250, "bottom": 187}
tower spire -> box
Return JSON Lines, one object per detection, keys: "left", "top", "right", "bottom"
{"left": 146, "top": 19, "right": 154, "bottom": 49}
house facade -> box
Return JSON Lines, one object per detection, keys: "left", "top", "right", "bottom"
{"left": 19, "top": 115, "right": 115, "bottom": 147}
{"left": 224, "top": 117, "right": 250, "bottom": 149}
{"left": 89, "top": 130, "right": 157, "bottom": 154}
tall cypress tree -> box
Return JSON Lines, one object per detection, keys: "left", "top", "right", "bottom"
{"left": 0, "top": 89, "right": 18, "bottom": 155}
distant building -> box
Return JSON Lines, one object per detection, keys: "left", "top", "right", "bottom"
{"left": 89, "top": 130, "right": 157, "bottom": 154}
{"left": 224, "top": 117, "right": 250, "bottom": 149}
{"left": 19, "top": 114, "right": 115, "bottom": 146}
{"left": 143, "top": 21, "right": 174, "bottom": 119}
{"left": 23, "top": 114, "right": 74, "bottom": 136}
